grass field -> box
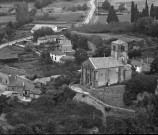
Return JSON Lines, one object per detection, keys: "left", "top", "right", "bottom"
{"left": 35, "top": 11, "right": 86, "bottom": 23}
{"left": 85, "top": 85, "right": 126, "bottom": 108}
{"left": 96, "top": 13, "right": 131, "bottom": 23}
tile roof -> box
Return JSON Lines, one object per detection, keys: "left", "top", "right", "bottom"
{"left": 112, "top": 40, "right": 127, "bottom": 45}
{"left": 89, "top": 57, "right": 123, "bottom": 69}
{"left": 38, "top": 35, "right": 59, "bottom": 40}
{"left": 51, "top": 50, "right": 66, "bottom": 56}
{"left": 0, "top": 66, "right": 26, "bottom": 76}
{"left": 60, "top": 56, "right": 75, "bottom": 61}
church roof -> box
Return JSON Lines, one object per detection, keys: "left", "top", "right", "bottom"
{"left": 89, "top": 57, "right": 124, "bottom": 69}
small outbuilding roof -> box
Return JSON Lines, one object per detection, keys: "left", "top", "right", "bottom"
{"left": 51, "top": 50, "right": 66, "bottom": 56}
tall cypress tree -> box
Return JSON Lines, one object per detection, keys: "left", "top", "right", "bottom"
{"left": 134, "top": 4, "right": 139, "bottom": 21}
{"left": 131, "top": 1, "right": 135, "bottom": 22}
{"left": 155, "top": 6, "right": 158, "bottom": 20}
{"left": 150, "top": 3, "right": 155, "bottom": 19}
{"left": 145, "top": 0, "right": 149, "bottom": 17}
{"left": 107, "top": 6, "right": 119, "bottom": 23}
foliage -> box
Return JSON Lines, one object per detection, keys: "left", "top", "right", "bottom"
{"left": 34, "top": 0, "right": 52, "bottom": 9}
{"left": 39, "top": 51, "right": 53, "bottom": 65}
{"left": 74, "top": 22, "right": 134, "bottom": 33}
{"left": 150, "top": 3, "right": 155, "bottom": 19}
{"left": 33, "top": 27, "right": 55, "bottom": 41}
{"left": 150, "top": 57, "right": 158, "bottom": 74}
{"left": 70, "top": 34, "right": 89, "bottom": 50}
{"left": 128, "top": 49, "right": 142, "bottom": 59}
{"left": 118, "top": 3, "right": 126, "bottom": 12}
{"left": 134, "top": 17, "right": 153, "bottom": 34}
{"left": 74, "top": 49, "right": 89, "bottom": 65}
{"left": 107, "top": 6, "right": 119, "bottom": 23}
{"left": 94, "top": 45, "right": 111, "bottom": 57}
{"left": 124, "top": 74, "right": 157, "bottom": 106}
{"left": 102, "top": 0, "right": 111, "bottom": 11}
{"left": 0, "top": 95, "right": 9, "bottom": 114}
{"left": 13, "top": 124, "right": 34, "bottom": 135}
{"left": 15, "top": 2, "right": 32, "bottom": 25}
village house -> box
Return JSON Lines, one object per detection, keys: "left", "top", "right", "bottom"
{"left": 50, "top": 50, "right": 66, "bottom": 63}
{"left": 7, "top": 75, "right": 41, "bottom": 99}
{"left": 37, "top": 35, "right": 59, "bottom": 45}
{"left": 0, "top": 66, "right": 27, "bottom": 85}
{"left": 58, "top": 35, "right": 73, "bottom": 53}
{"left": 81, "top": 39, "right": 132, "bottom": 88}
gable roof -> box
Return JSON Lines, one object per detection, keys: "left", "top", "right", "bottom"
{"left": 51, "top": 50, "right": 66, "bottom": 56}
{"left": 0, "top": 66, "right": 27, "bottom": 76}
{"left": 88, "top": 57, "right": 123, "bottom": 69}
{"left": 112, "top": 40, "right": 127, "bottom": 45}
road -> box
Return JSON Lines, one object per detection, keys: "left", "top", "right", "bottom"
{"left": 84, "top": 0, "right": 96, "bottom": 24}
{"left": 70, "top": 84, "right": 135, "bottom": 118}
{"left": 0, "top": 36, "right": 33, "bottom": 49}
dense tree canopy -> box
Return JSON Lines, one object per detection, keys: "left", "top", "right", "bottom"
{"left": 102, "top": 0, "right": 111, "bottom": 11}
{"left": 74, "top": 49, "right": 89, "bottom": 65}
{"left": 150, "top": 57, "right": 158, "bottom": 74}
{"left": 124, "top": 74, "right": 157, "bottom": 106}
{"left": 107, "top": 6, "right": 119, "bottom": 23}
{"left": 33, "top": 27, "right": 55, "bottom": 41}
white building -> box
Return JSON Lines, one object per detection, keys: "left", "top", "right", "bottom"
{"left": 50, "top": 50, "right": 66, "bottom": 63}
{"left": 31, "top": 24, "right": 58, "bottom": 33}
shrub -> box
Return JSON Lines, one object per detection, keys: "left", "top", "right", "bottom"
{"left": 124, "top": 74, "right": 157, "bottom": 106}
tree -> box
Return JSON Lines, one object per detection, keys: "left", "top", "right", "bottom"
{"left": 107, "top": 6, "right": 119, "bottom": 23}
{"left": 94, "top": 45, "right": 111, "bottom": 57}
{"left": 124, "top": 74, "right": 157, "bottom": 106}
{"left": 134, "top": 17, "right": 153, "bottom": 33}
{"left": 39, "top": 51, "right": 52, "bottom": 65}
{"left": 13, "top": 124, "right": 34, "bottom": 135}
{"left": 150, "top": 3, "right": 155, "bottom": 19}
{"left": 33, "top": 27, "right": 55, "bottom": 41}
{"left": 145, "top": 0, "right": 149, "bottom": 17}
{"left": 15, "top": 2, "right": 32, "bottom": 25}
{"left": 150, "top": 57, "right": 158, "bottom": 74}
{"left": 131, "top": 1, "right": 135, "bottom": 22}
{"left": 0, "top": 95, "right": 9, "bottom": 114}
{"left": 81, "top": 3, "right": 88, "bottom": 11}
{"left": 74, "top": 49, "right": 89, "bottom": 65}
{"left": 128, "top": 49, "right": 142, "bottom": 59}
{"left": 119, "top": 3, "right": 126, "bottom": 12}
{"left": 102, "top": 0, "right": 111, "bottom": 11}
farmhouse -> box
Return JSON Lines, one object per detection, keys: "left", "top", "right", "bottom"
{"left": 50, "top": 50, "right": 66, "bottom": 63}
{"left": 37, "top": 35, "right": 59, "bottom": 45}
{"left": 0, "top": 46, "right": 23, "bottom": 63}
{"left": 31, "top": 24, "right": 58, "bottom": 33}
{"left": 59, "top": 35, "right": 73, "bottom": 52}
{"left": 0, "top": 66, "right": 27, "bottom": 85}
{"left": 81, "top": 39, "right": 132, "bottom": 88}
{"left": 7, "top": 75, "right": 41, "bottom": 99}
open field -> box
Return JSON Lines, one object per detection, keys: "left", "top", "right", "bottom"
{"left": 96, "top": 13, "right": 131, "bottom": 23}
{"left": 45, "top": 0, "right": 89, "bottom": 9}
{"left": 35, "top": 12, "right": 86, "bottom": 23}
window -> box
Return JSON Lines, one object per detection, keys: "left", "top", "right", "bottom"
{"left": 113, "top": 45, "right": 116, "bottom": 51}
{"left": 101, "top": 73, "right": 103, "bottom": 76}
{"left": 55, "top": 57, "right": 56, "bottom": 60}
{"left": 121, "top": 46, "right": 125, "bottom": 51}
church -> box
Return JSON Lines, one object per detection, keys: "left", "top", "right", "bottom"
{"left": 81, "top": 40, "right": 132, "bottom": 88}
